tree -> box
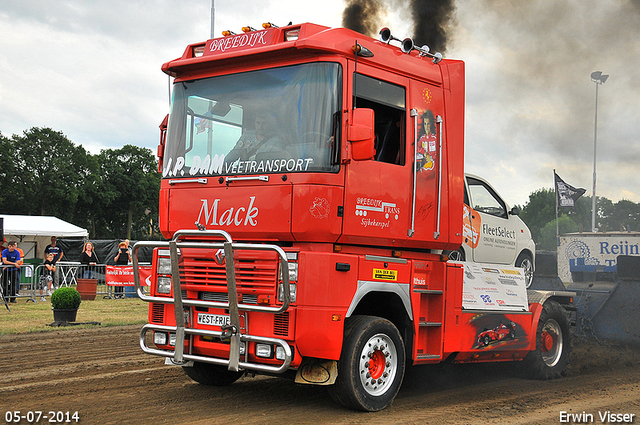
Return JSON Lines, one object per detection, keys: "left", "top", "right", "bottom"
{"left": 601, "top": 199, "right": 640, "bottom": 232}
{"left": 0, "top": 131, "right": 18, "bottom": 209}
{"left": 538, "top": 215, "right": 579, "bottom": 251}
{"left": 94, "top": 145, "right": 160, "bottom": 240}
{"left": 7, "top": 128, "right": 91, "bottom": 219}
{"left": 520, "top": 188, "right": 556, "bottom": 243}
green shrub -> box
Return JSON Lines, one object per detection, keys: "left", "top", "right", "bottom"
{"left": 51, "top": 287, "right": 82, "bottom": 310}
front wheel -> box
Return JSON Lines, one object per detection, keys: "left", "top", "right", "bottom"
{"left": 182, "top": 362, "right": 244, "bottom": 386}
{"left": 328, "top": 315, "right": 406, "bottom": 412}
{"left": 515, "top": 252, "right": 534, "bottom": 288}
{"left": 522, "top": 300, "right": 571, "bottom": 379}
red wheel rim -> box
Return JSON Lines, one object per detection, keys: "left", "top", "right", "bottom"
{"left": 369, "top": 350, "right": 385, "bottom": 380}
{"left": 541, "top": 331, "right": 554, "bottom": 352}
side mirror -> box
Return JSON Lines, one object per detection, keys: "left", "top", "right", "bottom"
{"left": 510, "top": 206, "right": 521, "bottom": 216}
{"left": 157, "top": 114, "right": 168, "bottom": 173}
{"left": 348, "top": 108, "right": 375, "bottom": 161}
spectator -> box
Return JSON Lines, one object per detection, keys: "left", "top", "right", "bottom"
{"left": 44, "top": 236, "right": 64, "bottom": 288}
{"left": 40, "top": 253, "right": 56, "bottom": 301}
{"left": 15, "top": 245, "right": 24, "bottom": 296}
{"left": 79, "top": 242, "right": 99, "bottom": 279}
{"left": 2, "top": 241, "right": 21, "bottom": 303}
{"left": 125, "top": 239, "right": 132, "bottom": 258}
{"left": 113, "top": 241, "right": 131, "bottom": 299}
{"left": 44, "top": 236, "right": 64, "bottom": 263}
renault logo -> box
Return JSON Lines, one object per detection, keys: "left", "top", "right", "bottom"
{"left": 215, "top": 249, "right": 225, "bottom": 265}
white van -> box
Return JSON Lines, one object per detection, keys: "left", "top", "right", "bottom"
{"left": 447, "top": 174, "right": 536, "bottom": 287}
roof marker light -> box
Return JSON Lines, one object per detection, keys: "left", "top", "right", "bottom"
{"left": 352, "top": 43, "right": 374, "bottom": 58}
{"left": 242, "top": 26, "right": 257, "bottom": 33}
{"left": 222, "top": 30, "right": 236, "bottom": 36}
{"left": 262, "top": 22, "right": 279, "bottom": 29}
{"left": 284, "top": 28, "right": 300, "bottom": 41}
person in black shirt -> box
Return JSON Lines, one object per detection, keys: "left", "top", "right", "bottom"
{"left": 113, "top": 242, "right": 131, "bottom": 298}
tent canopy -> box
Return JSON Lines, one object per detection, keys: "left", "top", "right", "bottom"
{"left": 1, "top": 214, "right": 88, "bottom": 238}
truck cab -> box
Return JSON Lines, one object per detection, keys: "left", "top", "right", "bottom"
{"left": 136, "top": 22, "right": 572, "bottom": 413}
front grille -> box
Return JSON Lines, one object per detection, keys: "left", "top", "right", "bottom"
{"left": 178, "top": 250, "right": 279, "bottom": 301}
{"left": 201, "top": 292, "right": 259, "bottom": 305}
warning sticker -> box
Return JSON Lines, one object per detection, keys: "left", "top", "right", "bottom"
{"left": 373, "top": 269, "right": 397, "bottom": 281}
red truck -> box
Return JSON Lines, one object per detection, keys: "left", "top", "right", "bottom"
{"left": 134, "top": 22, "right": 574, "bottom": 412}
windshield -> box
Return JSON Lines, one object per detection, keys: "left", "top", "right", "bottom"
{"left": 163, "top": 63, "right": 342, "bottom": 178}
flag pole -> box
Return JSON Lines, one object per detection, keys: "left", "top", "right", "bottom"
{"left": 554, "top": 169, "right": 559, "bottom": 248}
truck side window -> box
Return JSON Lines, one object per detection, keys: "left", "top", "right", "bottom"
{"left": 354, "top": 74, "right": 406, "bottom": 165}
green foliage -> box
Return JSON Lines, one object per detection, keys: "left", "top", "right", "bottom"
{"left": 520, "top": 188, "right": 556, "bottom": 243}
{"left": 538, "top": 215, "right": 579, "bottom": 251}
{"left": 520, "top": 185, "right": 640, "bottom": 249}
{"left": 51, "top": 287, "right": 82, "bottom": 310}
{"left": 0, "top": 127, "right": 161, "bottom": 240}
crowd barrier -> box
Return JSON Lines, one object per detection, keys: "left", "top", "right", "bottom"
{"left": 1, "top": 262, "right": 150, "bottom": 304}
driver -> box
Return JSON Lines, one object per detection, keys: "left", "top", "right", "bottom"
{"left": 225, "top": 112, "right": 287, "bottom": 163}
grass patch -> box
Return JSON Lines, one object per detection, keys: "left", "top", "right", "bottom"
{"left": 0, "top": 296, "right": 149, "bottom": 334}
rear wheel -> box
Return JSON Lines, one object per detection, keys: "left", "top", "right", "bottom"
{"left": 328, "top": 315, "right": 406, "bottom": 412}
{"left": 522, "top": 300, "right": 570, "bottom": 379}
{"left": 183, "top": 362, "right": 244, "bottom": 386}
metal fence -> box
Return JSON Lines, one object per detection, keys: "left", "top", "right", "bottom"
{"left": 1, "top": 262, "right": 149, "bottom": 304}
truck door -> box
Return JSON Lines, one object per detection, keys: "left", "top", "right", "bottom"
{"left": 341, "top": 67, "right": 412, "bottom": 245}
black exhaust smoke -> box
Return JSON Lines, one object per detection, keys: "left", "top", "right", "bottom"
{"left": 341, "top": 0, "right": 455, "bottom": 54}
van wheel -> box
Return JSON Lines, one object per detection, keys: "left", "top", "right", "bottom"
{"left": 445, "top": 248, "right": 466, "bottom": 262}
{"left": 522, "top": 301, "right": 570, "bottom": 380}
{"left": 183, "top": 362, "right": 244, "bottom": 386}
{"left": 515, "top": 252, "right": 534, "bottom": 288}
{"left": 328, "top": 315, "right": 406, "bottom": 412}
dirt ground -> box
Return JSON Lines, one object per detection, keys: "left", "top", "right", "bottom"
{"left": 1, "top": 325, "right": 639, "bottom": 425}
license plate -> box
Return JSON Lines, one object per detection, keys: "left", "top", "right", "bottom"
{"left": 197, "top": 313, "right": 231, "bottom": 327}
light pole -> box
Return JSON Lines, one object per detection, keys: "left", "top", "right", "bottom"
{"left": 590, "top": 71, "right": 609, "bottom": 233}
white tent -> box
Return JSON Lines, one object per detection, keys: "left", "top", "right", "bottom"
{"left": 1, "top": 214, "right": 88, "bottom": 259}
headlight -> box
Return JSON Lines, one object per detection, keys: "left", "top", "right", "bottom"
{"left": 157, "top": 276, "right": 172, "bottom": 294}
{"left": 278, "top": 283, "right": 297, "bottom": 303}
{"left": 255, "top": 344, "right": 273, "bottom": 358}
{"left": 275, "top": 346, "right": 287, "bottom": 361}
{"left": 154, "top": 332, "right": 167, "bottom": 345}
{"left": 157, "top": 257, "right": 172, "bottom": 274}
{"left": 279, "top": 262, "right": 298, "bottom": 282}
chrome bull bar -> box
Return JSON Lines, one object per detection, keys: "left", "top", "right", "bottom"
{"left": 133, "top": 229, "right": 292, "bottom": 374}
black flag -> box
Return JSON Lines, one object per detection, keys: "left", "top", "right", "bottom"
{"left": 555, "top": 172, "right": 586, "bottom": 208}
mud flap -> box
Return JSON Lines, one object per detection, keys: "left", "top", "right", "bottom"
{"left": 294, "top": 359, "right": 338, "bottom": 385}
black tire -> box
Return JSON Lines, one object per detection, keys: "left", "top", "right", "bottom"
{"left": 445, "top": 248, "right": 466, "bottom": 262}
{"left": 182, "top": 362, "right": 244, "bottom": 386}
{"left": 522, "top": 300, "right": 570, "bottom": 380}
{"left": 483, "top": 335, "right": 491, "bottom": 346}
{"left": 515, "top": 252, "right": 534, "bottom": 288}
{"left": 328, "top": 315, "right": 406, "bottom": 412}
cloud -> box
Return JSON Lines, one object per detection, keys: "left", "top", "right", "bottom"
{"left": 451, "top": 0, "right": 640, "bottom": 205}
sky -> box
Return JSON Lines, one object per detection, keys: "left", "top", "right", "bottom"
{"left": 1, "top": 0, "right": 639, "bottom": 207}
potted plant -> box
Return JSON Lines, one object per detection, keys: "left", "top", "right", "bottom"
{"left": 51, "top": 287, "right": 82, "bottom": 323}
